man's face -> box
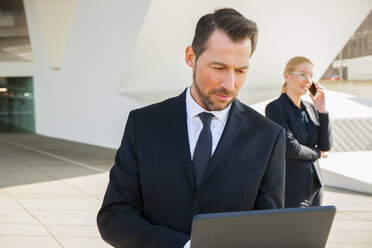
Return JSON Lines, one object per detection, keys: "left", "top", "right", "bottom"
{"left": 186, "top": 30, "right": 252, "bottom": 111}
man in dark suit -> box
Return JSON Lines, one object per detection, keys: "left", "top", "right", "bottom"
{"left": 97, "top": 8, "right": 286, "bottom": 248}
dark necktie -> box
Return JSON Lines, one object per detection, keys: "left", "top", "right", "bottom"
{"left": 193, "top": 112, "right": 214, "bottom": 190}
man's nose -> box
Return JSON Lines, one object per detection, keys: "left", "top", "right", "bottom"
{"left": 221, "top": 71, "right": 235, "bottom": 92}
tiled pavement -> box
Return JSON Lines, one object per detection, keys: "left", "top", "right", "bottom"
{"left": 1, "top": 133, "right": 371, "bottom": 248}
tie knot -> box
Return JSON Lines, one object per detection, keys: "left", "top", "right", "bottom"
{"left": 199, "top": 112, "right": 214, "bottom": 127}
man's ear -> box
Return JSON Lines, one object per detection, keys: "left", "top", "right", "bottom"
{"left": 185, "top": 46, "right": 195, "bottom": 68}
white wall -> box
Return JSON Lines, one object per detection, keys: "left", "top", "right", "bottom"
{"left": 36, "top": 0, "right": 78, "bottom": 69}
{"left": 120, "top": 0, "right": 372, "bottom": 100}
{"left": 0, "top": 62, "right": 33, "bottom": 77}
{"left": 24, "top": 0, "right": 151, "bottom": 148}
{"left": 22, "top": 0, "right": 372, "bottom": 148}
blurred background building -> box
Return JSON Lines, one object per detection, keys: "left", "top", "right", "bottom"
{"left": 323, "top": 10, "right": 372, "bottom": 82}
{"left": 0, "top": 0, "right": 371, "bottom": 149}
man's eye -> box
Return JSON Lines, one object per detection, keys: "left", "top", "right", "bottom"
{"left": 300, "top": 73, "right": 306, "bottom": 77}
{"left": 236, "top": 70, "right": 246, "bottom": 74}
{"left": 213, "top": 67, "right": 224, "bottom": 70}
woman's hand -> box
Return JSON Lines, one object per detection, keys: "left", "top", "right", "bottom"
{"left": 320, "top": 151, "right": 329, "bottom": 159}
{"left": 310, "top": 82, "right": 327, "bottom": 113}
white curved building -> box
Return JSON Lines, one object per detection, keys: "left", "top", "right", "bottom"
{"left": 0, "top": 0, "right": 371, "bottom": 148}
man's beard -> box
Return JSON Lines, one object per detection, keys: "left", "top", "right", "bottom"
{"left": 193, "top": 69, "right": 237, "bottom": 111}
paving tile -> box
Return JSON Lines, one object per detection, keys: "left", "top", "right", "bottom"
{"left": 0, "top": 236, "right": 61, "bottom": 248}
{"left": 46, "top": 225, "right": 100, "bottom": 237}
{"left": 0, "top": 215, "right": 39, "bottom": 224}
{"left": 61, "top": 173, "right": 109, "bottom": 199}
{"left": 324, "top": 192, "right": 372, "bottom": 204}
{"left": 28, "top": 209, "right": 98, "bottom": 217}
{"left": 327, "top": 230, "right": 372, "bottom": 243}
{"left": 333, "top": 212, "right": 362, "bottom": 221}
{"left": 326, "top": 244, "right": 372, "bottom": 248}
{"left": 333, "top": 203, "right": 372, "bottom": 211}
{"left": 341, "top": 211, "right": 372, "bottom": 221}
{"left": 0, "top": 223, "right": 50, "bottom": 236}
{"left": 15, "top": 200, "right": 100, "bottom": 211}
{"left": 2, "top": 133, "right": 372, "bottom": 248}
{"left": 331, "top": 221, "right": 372, "bottom": 230}
{"left": 9, "top": 192, "right": 90, "bottom": 200}
{"left": 36, "top": 215, "right": 96, "bottom": 226}
{"left": 58, "top": 237, "right": 111, "bottom": 248}
{"left": 5, "top": 182, "right": 78, "bottom": 195}
{"left": 0, "top": 208, "right": 32, "bottom": 217}
{"left": 17, "top": 198, "right": 98, "bottom": 205}
{"left": 0, "top": 201, "right": 23, "bottom": 210}
{"left": 0, "top": 191, "right": 9, "bottom": 198}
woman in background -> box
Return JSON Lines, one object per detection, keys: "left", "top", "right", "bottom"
{"left": 265, "top": 56, "right": 332, "bottom": 207}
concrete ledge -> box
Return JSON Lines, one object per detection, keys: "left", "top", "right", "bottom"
{"left": 320, "top": 151, "right": 372, "bottom": 195}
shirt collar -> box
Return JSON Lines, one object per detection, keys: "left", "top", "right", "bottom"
{"left": 284, "top": 92, "right": 304, "bottom": 110}
{"left": 186, "top": 86, "right": 231, "bottom": 124}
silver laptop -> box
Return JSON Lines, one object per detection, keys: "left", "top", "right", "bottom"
{"left": 190, "top": 205, "right": 336, "bottom": 248}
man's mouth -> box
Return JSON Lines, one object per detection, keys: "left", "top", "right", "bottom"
{"left": 214, "top": 94, "right": 233, "bottom": 102}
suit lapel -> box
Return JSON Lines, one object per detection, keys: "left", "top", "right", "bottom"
{"left": 279, "top": 94, "right": 307, "bottom": 142}
{"left": 303, "top": 101, "right": 320, "bottom": 126}
{"left": 198, "top": 99, "right": 246, "bottom": 189}
{"left": 169, "top": 90, "right": 195, "bottom": 191}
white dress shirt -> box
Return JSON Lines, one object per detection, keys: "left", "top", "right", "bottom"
{"left": 183, "top": 86, "right": 232, "bottom": 248}
{"left": 185, "top": 86, "right": 231, "bottom": 159}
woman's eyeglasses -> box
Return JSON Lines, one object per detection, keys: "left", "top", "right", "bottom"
{"left": 289, "top": 72, "right": 314, "bottom": 81}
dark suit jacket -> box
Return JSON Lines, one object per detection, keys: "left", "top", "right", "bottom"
{"left": 97, "top": 90, "right": 286, "bottom": 248}
{"left": 265, "top": 93, "right": 332, "bottom": 192}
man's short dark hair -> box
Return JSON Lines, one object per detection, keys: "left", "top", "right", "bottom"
{"left": 192, "top": 8, "right": 258, "bottom": 60}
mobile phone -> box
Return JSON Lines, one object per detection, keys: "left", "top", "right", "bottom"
{"left": 309, "top": 82, "right": 317, "bottom": 96}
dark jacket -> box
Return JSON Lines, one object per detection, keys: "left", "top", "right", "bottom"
{"left": 97, "top": 89, "right": 286, "bottom": 248}
{"left": 265, "top": 93, "right": 332, "bottom": 192}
